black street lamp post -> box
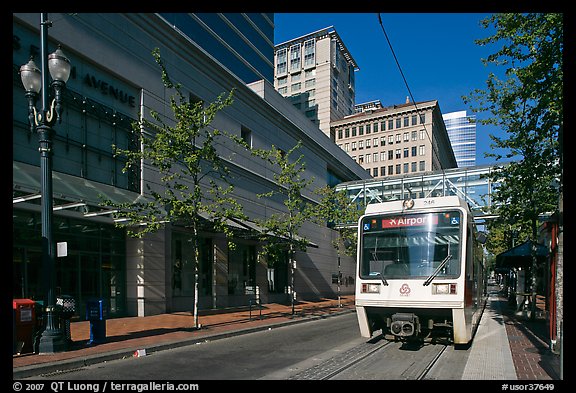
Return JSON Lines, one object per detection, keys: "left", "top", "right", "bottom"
{"left": 19, "top": 13, "right": 71, "bottom": 354}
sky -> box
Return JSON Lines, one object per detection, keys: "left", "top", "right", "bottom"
{"left": 273, "top": 13, "right": 508, "bottom": 166}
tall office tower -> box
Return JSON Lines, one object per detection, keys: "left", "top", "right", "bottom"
{"left": 160, "top": 13, "right": 275, "bottom": 84}
{"left": 442, "top": 110, "right": 477, "bottom": 167}
{"left": 274, "top": 26, "right": 359, "bottom": 139}
{"left": 332, "top": 99, "right": 458, "bottom": 178}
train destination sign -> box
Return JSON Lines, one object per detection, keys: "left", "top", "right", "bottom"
{"left": 381, "top": 214, "right": 438, "bottom": 229}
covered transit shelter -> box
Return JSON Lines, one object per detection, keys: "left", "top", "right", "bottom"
{"left": 495, "top": 240, "right": 549, "bottom": 317}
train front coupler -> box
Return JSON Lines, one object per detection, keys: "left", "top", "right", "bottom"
{"left": 388, "top": 312, "right": 420, "bottom": 338}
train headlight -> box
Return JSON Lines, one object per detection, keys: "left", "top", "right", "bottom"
{"left": 361, "top": 283, "right": 381, "bottom": 293}
{"left": 432, "top": 283, "right": 457, "bottom": 294}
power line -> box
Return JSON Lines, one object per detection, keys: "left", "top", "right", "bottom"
{"left": 376, "top": 13, "right": 444, "bottom": 170}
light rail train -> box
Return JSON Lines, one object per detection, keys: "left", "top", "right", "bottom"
{"left": 355, "top": 196, "right": 487, "bottom": 345}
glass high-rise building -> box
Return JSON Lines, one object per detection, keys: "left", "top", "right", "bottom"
{"left": 442, "top": 110, "right": 476, "bottom": 167}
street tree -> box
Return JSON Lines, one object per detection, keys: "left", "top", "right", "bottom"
{"left": 248, "top": 141, "right": 316, "bottom": 315}
{"left": 101, "top": 48, "right": 246, "bottom": 328}
{"left": 314, "top": 185, "right": 363, "bottom": 306}
{"left": 463, "top": 13, "right": 562, "bottom": 318}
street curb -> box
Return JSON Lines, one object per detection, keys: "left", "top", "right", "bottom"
{"left": 13, "top": 308, "right": 355, "bottom": 379}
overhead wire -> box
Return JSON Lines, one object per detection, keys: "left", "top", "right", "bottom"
{"left": 376, "top": 13, "right": 445, "bottom": 173}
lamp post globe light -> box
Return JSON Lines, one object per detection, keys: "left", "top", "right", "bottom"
{"left": 19, "top": 13, "right": 71, "bottom": 354}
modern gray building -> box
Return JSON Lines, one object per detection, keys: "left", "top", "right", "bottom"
{"left": 442, "top": 110, "right": 477, "bottom": 167}
{"left": 13, "top": 13, "right": 369, "bottom": 318}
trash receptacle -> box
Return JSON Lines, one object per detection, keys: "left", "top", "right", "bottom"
{"left": 13, "top": 299, "right": 36, "bottom": 354}
{"left": 86, "top": 299, "right": 107, "bottom": 345}
{"left": 57, "top": 295, "right": 76, "bottom": 344}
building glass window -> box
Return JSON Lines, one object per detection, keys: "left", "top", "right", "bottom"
{"left": 290, "top": 44, "right": 301, "bottom": 71}
{"left": 276, "top": 49, "right": 287, "bottom": 74}
{"left": 412, "top": 115, "right": 417, "bottom": 125}
{"left": 388, "top": 119, "right": 394, "bottom": 130}
{"left": 228, "top": 243, "right": 256, "bottom": 295}
{"left": 404, "top": 117, "right": 409, "bottom": 127}
{"left": 241, "top": 126, "right": 253, "bottom": 148}
{"left": 13, "top": 211, "right": 127, "bottom": 318}
{"left": 396, "top": 118, "right": 401, "bottom": 128}
{"left": 304, "top": 39, "right": 315, "bottom": 67}
{"left": 172, "top": 234, "right": 213, "bottom": 298}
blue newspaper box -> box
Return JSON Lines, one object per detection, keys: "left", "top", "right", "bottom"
{"left": 85, "top": 299, "right": 107, "bottom": 345}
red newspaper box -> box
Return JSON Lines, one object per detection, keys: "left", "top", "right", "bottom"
{"left": 13, "top": 299, "right": 36, "bottom": 354}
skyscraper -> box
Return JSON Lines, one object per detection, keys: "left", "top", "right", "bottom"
{"left": 274, "top": 26, "right": 359, "bottom": 139}
{"left": 442, "top": 110, "right": 477, "bottom": 167}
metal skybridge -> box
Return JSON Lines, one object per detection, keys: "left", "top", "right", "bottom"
{"left": 335, "top": 163, "right": 506, "bottom": 222}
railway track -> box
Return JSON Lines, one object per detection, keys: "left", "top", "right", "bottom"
{"left": 289, "top": 335, "right": 449, "bottom": 380}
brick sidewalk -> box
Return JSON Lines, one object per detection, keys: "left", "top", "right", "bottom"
{"left": 13, "top": 296, "right": 355, "bottom": 373}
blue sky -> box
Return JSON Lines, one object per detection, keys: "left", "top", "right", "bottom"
{"left": 274, "top": 13, "right": 507, "bottom": 166}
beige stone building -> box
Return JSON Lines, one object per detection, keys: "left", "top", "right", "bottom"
{"left": 331, "top": 99, "right": 457, "bottom": 178}
{"left": 274, "top": 26, "right": 359, "bottom": 139}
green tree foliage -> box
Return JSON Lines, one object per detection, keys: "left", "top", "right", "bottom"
{"left": 101, "top": 48, "right": 245, "bottom": 327}
{"left": 314, "top": 186, "right": 362, "bottom": 257}
{"left": 463, "top": 13, "right": 562, "bottom": 238}
{"left": 248, "top": 141, "right": 315, "bottom": 312}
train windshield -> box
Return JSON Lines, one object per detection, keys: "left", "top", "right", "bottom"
{"left": 359, "top": 210, "right": 463, "bottom": 280}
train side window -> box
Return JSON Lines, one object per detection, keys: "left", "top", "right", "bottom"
{"left": 467, "top": 228, "right": 474, "bottom": 280}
